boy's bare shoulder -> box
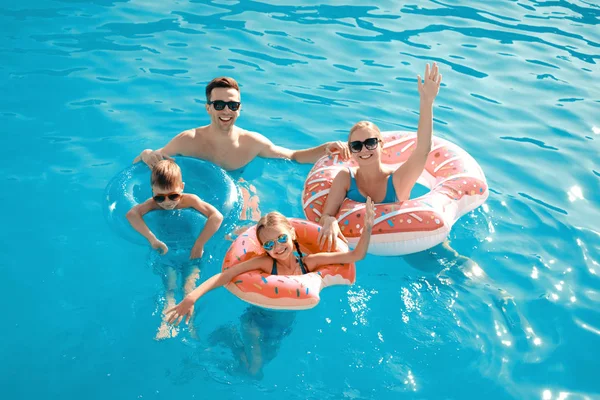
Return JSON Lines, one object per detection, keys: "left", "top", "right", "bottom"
{"left": 130, "top": 198, "right": 159, "bottom": 213}
{"left": 180, "top": 193, "right": 202, "bottom": 206}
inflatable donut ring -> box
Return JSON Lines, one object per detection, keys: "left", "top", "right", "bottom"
{"left": 222, "top": 219, "right": 356, "bottom": 310}
{"left": 302, "top": 131, "right": 489, "bottom": 256}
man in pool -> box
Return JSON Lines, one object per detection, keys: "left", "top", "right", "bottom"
{"left": 134, "top": 77, "right": 350, "bottom": 224}
{"left": 133, "top": 76, "right": 350, "bottom": 171}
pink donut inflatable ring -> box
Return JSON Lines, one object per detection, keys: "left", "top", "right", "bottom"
{"left": 302, "top": 131, "right": 489, "bottom": 256}
{"left": 222, "top": 219, "right": 356, "bottom": 310}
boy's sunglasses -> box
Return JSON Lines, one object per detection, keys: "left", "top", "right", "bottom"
{"left": 207, "top": 100, "right": 241, "bottom": 111}
{"left": 263, "top": 234, "right": 288, "bottom": 251}
{"left": 153, "top": 193, "right": 182, "bottom": 203}
{"left": 350, "top": 137, "right": 380, "bottom": 153}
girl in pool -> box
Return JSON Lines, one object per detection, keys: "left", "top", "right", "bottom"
{"left": 317, "top": 62, "right": 442, "bottom": 250}
{"left": 165, "top": 198, "right": 375, "bottom": 377}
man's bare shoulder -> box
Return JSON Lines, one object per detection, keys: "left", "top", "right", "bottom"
{"left": 178, "top": 126, "right": 209, "bottom": 140}
{"left": 161, "top": 126, "right": 209, "bottom": 156}
{"left": 238, "top": 128, "right": 269, "bottom": 144}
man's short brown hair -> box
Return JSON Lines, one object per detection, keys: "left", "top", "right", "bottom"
{"left": 151, "top": 160, "right": 182, "bottom": 189}
{"left": 205, "top": 77, "right": 240, "bottom": 101}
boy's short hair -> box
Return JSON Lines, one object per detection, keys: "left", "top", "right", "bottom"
{"left": 205, "top": 77, "right": 240, "bottom": 101}
{"left": 151, "top": 160, "right": 182, "bottom": 188}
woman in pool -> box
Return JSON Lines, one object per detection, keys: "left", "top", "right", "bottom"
{"left": 317, "top": 62, "right": 442, "bottom": 251}
{"left": 165, "top": 199, "right": 375, "bottom": 377}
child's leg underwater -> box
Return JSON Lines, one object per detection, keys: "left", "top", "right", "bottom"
{"left": 208, "top": 323, "right": 251, "bottom": 373}
{"left": 183, "top": 264, "right": 201, "bottom": 338}
{"left": 156, "top": 266, "right": 178, "bottom": 340}
{"left": 241, "top": 318, "right": 264, "bottom": 378}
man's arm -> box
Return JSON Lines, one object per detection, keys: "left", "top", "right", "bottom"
{"left": 290, "top": 142, "right": 345, "bottom": 164}
{"left": 133, "top": 129, "right": 198, "bottom": 168}
{"left": 255, "top": 133, "right": 350, "bottom": 163}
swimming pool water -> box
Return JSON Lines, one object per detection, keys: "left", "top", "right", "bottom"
{"left": 1, "top": 1, "right": 599, "bottom": 399}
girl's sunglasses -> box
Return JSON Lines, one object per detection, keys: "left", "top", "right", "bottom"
{"left": 207, "top": 100, "right": 241, "bottom": 111}
{"left": 153, "top": 193, "right": 182, "bottom": 203}
{"left": 350, "top": 137, "right": 380, "bottom": 153}
{"left": 263, "top": 234, "right": 288, "bottom": 251}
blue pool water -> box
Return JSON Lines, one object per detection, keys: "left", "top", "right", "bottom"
{"left": 2, "top": 1, "right": 599, "bottom": 399}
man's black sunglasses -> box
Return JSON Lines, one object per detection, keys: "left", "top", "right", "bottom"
{"left": 207, "top": 100, "right": 241, "bottom": 111}
{"left": 349, "top": 137, "right": 381, "bottom": 153}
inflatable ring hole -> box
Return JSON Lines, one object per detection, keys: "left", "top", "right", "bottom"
{"left": 104, "top": 157, "right": 242, "bottom": 247}
{"left": 409, "top": 182, "right": 430, "bottom": 200}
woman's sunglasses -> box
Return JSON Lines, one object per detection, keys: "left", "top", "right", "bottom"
{"left": 207, "top": 100, "right": 241, "bottom": 111}
{"left": 153, "top": 193, "right": 182, "bottom": 203}
{"left": 263, "top": 234, "right": 288, "bottom": 251}
{"left": 350, "top": 137, "right": 380, "bottom": 153}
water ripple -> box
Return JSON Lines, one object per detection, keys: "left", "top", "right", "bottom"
{"left": 230, "top": 48, "right": 308, "bottom": 66}
{"left": 98, "top": 18, "right": 205, "bottom": 37}
{"left": 400, "top": 52, "right": 488, "bottom": 78}
{"left": 499, "top": 136, "right": 559, "bottom": 150}
{"left": 3, "top": 0, "right": 600, "bottom": 398}
{"left": 471, "top": 93, "right": 501, "bottom": 104}
{"left": 30, "top": 32, "right": 160, "bottom": 54}
{"left": 282, "top": 90, "right": 353, "bottom": 107}
{"left": 18, "top": 67, "right": 87, "bottom": 76}
{"left": 148, "top": 68, "right": 188, "bottom": 77}
{"left": 518, "top": 192, "right": 568, "bottom": 215}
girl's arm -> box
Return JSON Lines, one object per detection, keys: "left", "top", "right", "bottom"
{"left": 306, "top": 197, "right": 375, "bottom": 270}
{"left": 317, "top": 170, "right": 351, "bottom": 251}
{"left": 165, "top": 255, "right": 272, "bottom": 325}
{"left": 125, "top": 199, "right": 167, "bottom": 253}
{"left": 183, "top": 194, "right": 224, "bottom": 259}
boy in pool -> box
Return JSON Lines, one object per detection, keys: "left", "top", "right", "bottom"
{"left": 126, "top": 159, "right": 224, "bottom": 339}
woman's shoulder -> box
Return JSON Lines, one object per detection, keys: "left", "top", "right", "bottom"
{"left": 334, "top": 167, "right": 352, "bottom": 180}
{"left": 384, "top": 166, "right": 396, "bottom": 176}
{"left": 328, "top": 168, "right": 351, "bottom": 192}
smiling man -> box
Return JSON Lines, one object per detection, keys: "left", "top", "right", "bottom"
{"left": 134, "top": 77, "right": 349, "bottom": 171}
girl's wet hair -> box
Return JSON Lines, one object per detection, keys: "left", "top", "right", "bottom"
{"left": 348, "top": 121, "right": 383, "bottom": 143}
{"left": 151, "top": 159, "right": 182, "bottom": 189}
{"left": 255, "top": 211, "right": 293, "bottom": 245}
{"left": 256, "top": 211, "right": 306, "bottom": 268}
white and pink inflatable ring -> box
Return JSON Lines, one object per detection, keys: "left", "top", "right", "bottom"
{"left": 302, "top": 131, "right": 489, "bottom": 256}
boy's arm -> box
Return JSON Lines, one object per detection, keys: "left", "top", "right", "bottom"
{"left": 185, "top": 195, "right": 224, "bottom": 259}
{"left": 126, "top": 199, "right": 163, "bottom": 247}
{"left": 166, "top": 255, "right": 272, "bottom": 325}
{"left": 133, "top": 129, "right": 197, "bottom": 168}
{"left": 305, "top": 197, "right": 375, "bottom": 269}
